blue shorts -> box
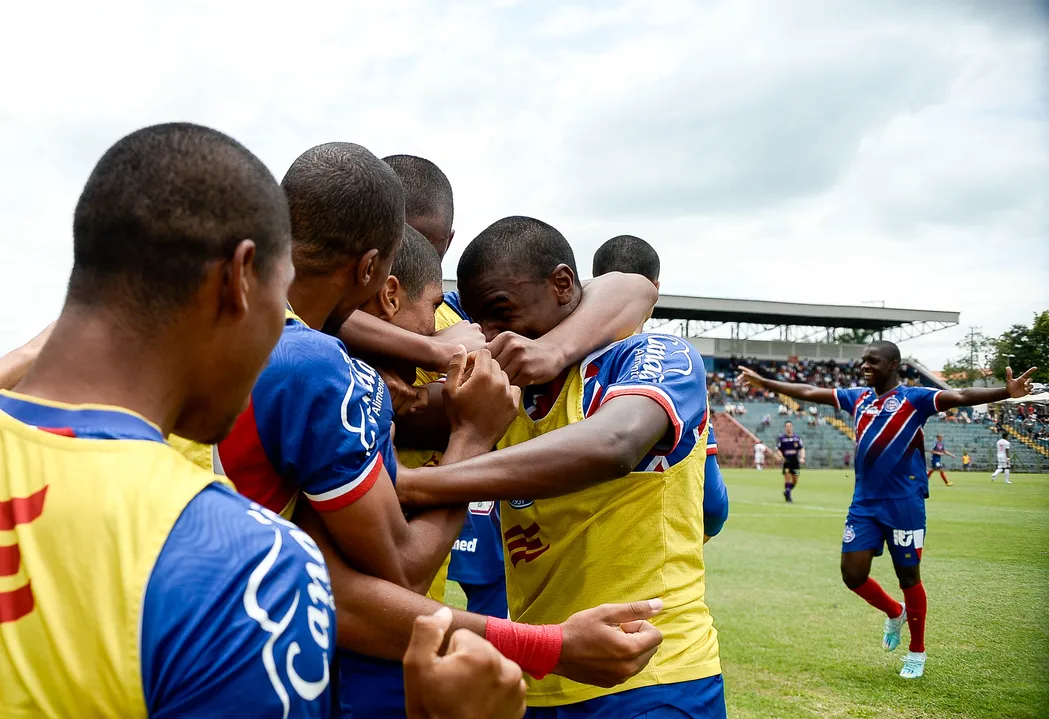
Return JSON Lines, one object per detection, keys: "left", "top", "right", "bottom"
{"left": 461, "top": 579, "right": 509, "bottom": 618}
{"left": 525, "top": 676, "right": 726, "bottom": 719}
{"left": 338, "top": 652, "right": 404, "bottom": 718}
{"left": 931, "top": 456, "right": 943, "bottom": 469}
{"left": 842, "top": 497, "right": 926, "bottom": 567}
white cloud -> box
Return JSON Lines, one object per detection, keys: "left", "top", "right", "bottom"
{"left": 1, "top": 0, "right": 1046, "bottom": 371}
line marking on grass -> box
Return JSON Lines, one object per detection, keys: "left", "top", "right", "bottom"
{"left": 736, "top": 500, "right": 846, "bottom": 513}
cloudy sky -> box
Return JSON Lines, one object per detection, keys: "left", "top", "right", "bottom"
{"left": 1, "top": 0, "right": 1046, "bottom": 369}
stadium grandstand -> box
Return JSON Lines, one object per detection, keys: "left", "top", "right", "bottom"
{"left": 443, "top": 281, "right": 1049, "bottom": 474}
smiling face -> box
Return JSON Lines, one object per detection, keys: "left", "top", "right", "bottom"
{"left": 861, "top": 343, "right": 900, "bottom": 394}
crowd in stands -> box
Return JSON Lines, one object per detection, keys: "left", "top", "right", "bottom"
{"left": 995, "top": 402, "right": 1049, "bottom": 448}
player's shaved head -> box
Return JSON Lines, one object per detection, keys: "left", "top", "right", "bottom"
{"left": 69, "top": 122, "right": 290, "bottom": 320}
{"left": 283, "top": 143, "right": 405, "bottom": 275}
{"left": 868, "top": 340, "right": 902, "bottom": 364}
{"left": 592, "top": 235, "right": 660, "bottom": 283}
{"left": 457, "top": 216, "right": 581, "bottom": 341}
{"left": 382, "top": 154, "right": 454, "bottom": 257}
{"left": 458, "top": 216, "right": 578, "bottom": 288}
{"left": 392, "top": 224, "right": 443, "bottom": 301}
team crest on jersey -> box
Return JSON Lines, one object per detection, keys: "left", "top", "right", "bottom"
{"left": 507, "top": 499, "right": 534, "bottom": 510}
{"left": 843, "top": 524, "right": 856, "bottom": 543}
{"left": 882, "top": 396, "right": 902, "bottom": 414}
{"left": 504, "top": 522, "right": 549, "bottom": 566}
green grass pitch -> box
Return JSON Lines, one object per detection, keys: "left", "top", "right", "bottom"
{"left": 447, "top": 469, "right": 1049, "bottom": 718}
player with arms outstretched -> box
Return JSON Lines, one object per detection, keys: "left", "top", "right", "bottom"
{"left": 926, "top": 434, "right": 954, "bottom": 486}
{"left": 991, "top": 432, "right": 1012, "bottom": 483}
{"left": 776, "top": 422, "right": 804, "bottom": 503}
{"left": 741, "top": 343, "right": 1035, "bottom": 679}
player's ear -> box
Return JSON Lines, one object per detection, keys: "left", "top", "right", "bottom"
{"left": 653, "top": 279, "right": 661, "bottom": 292}
{"left": 550, "top": 264, "right": 576, "bottom": 306}
{"left": 445, "top": 228, "right": 455, "bottom": 255}
{"left": 220, "top": 239, "right": 257, "bottom": 320}
{"left": 378, "top": 276, "right": 401, "bottom": 320}
{"left": 356, "top": 249, "right": 382, "bottom": 288}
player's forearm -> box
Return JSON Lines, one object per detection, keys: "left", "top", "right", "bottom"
{"left": 941, "top": 387, "right": 1011, "bottom": 409}
{"left": 536, "top": 273, "right": 657, "bottom": 367}
{"left": 400, "top": 399, "right": 666, "bottom": 505}
{"left": 338, "top": 311, "right": 448, "bottom": 372}
{"left": 298, "top": 507, "right": 485, "bottom": 658}
{"left": 401, "top": 506, "right": 468, "bottom": 594}
{"left": 758, "top": 378, "right": 834, "bottom": 404}
{"left": 395, "top": 430, "right": 492, "bottom": 592}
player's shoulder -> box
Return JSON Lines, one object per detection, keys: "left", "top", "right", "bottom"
{"left": 142, "top": 483, "right": 333, "bottom": 715}
{"left": 584, "top": 333, "right": 702, "bottom": 380}
{"left": 263, "top": 319, "right": 382, "bottom": 399}
{"left": 899, "top": 384, "right": 939, "bottom": 398}
{"left": 269, "top": 319, "right": 349, "bottom": 375}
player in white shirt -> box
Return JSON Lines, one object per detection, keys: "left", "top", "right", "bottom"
{"left": 991, "top": 432, "right": 1012, "bottom": 484}
{"left": 754, "top": 442, "right": 768, "bottom": 470}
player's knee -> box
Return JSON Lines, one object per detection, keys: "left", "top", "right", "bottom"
{"left": 840, "top": 562, "right": 868, "bottom": 590}
{"left": 895, "top": 564, "right": 921, "bottom": 589}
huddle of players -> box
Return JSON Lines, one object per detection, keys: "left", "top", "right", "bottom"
{"left": 0, "top": 124, "right": 729, "bottom": 719}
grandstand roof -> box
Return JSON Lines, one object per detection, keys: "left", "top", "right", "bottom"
{"left": 649, "top": 294, "right": 958, "bottom": 331}
{"left": 441, "top": 280, "right": 959, "bottom": 341}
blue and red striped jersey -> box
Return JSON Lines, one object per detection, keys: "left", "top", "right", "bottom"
{"left": 834, "top": 385, "right": 943, "bottom": 501}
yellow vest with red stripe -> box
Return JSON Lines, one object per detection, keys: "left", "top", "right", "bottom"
{"left": 497, "top": 368, "right": 719, "bottom": 706}
{"left": 0, "top": 396, "right": 221, "bottom": 718}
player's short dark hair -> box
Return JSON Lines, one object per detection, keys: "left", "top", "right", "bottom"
{"left": 869, "top": 340, "right": 902, "bottom": 363}
{"left": 457, "top": 216, "right": 577, "bottom": 288}
{"left": 1001, "top": 431, "right": 1008, "bottom": 439}
{"left": 592, "top": 235, "right": 660, "bottom": 282}
{"left": 382, "top": 155, "right": 453, "bottom": 229}
{"left": 392, "top": 224, "right": 442, "bottom": 301}
{"left": 68, "top": 122, "right": 290, "bottom": 319}
{"left": 282, "top": 143, "right": 404, "bottom": 275}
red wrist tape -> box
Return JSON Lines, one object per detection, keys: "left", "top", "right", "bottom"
{"left": 484, "top": 616, "right": 562, "bottom": 679}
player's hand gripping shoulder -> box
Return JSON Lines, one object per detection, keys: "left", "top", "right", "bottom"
{"left": 486, "top": 331, "right": 570, "bottom": 388}
{"left": 443, "top": 346, "right": 521, "bottom": 449}
{"left": 404, "top": 608, "right": 527, "bottom": 719}
{"left": 552, "top": 599, "right": 665, "bottom": 688}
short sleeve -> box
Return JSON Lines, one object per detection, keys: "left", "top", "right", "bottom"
{"left": 597, "top": 335, "right": 707, "bottom": 453}
{"left": 835, "top": 387, "right": 868, "bottom": 416}
{"left": 905, "top": 387, "right": 945, "bottom": 419}
{"left": 706, "top": 425, "right": 718, "bottom": 456}
{"left": 253, "top": 330, "right": 393, "bottom": 512}
{"left": 142, "top": 485, "right": 335, "bottom": 718}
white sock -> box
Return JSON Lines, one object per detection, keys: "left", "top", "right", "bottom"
{"left": 1005, "top": 469, "right": 1011, "bottom": 481}
{"left": 992, "top": 469, "right": 1001, "bottom": 478}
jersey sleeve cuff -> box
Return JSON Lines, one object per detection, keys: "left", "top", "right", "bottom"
{"left": 601, "top": 385, "right": 685, "bottom": 452}
{"left": 706, "top": 442, "right": 718, "bottom": 456}
{"left": 932, "top": 390, "right": 945, "bottom": 412}
{"left": 832, "top": 390, "right": 841, "bottom": 410}
{"left": 305, "top": 453, "right": 384, "bottom": 512}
